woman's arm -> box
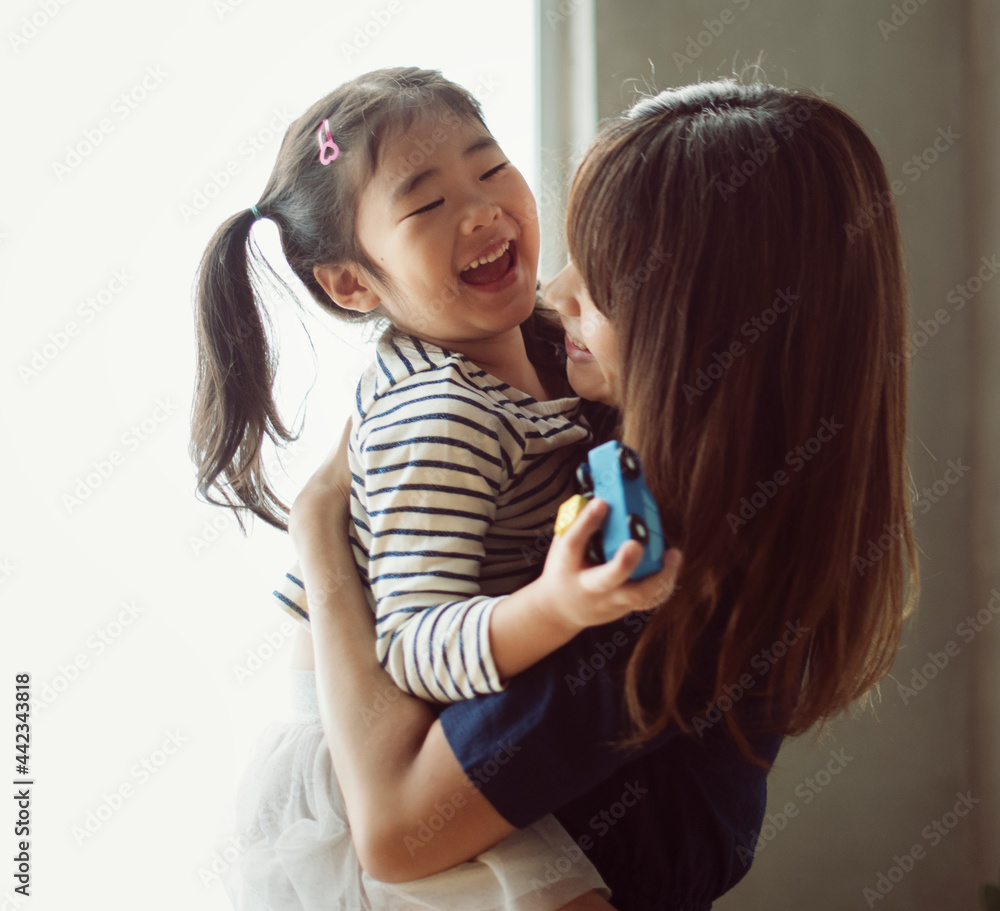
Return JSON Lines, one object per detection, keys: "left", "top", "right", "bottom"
{"left": 290, "top": 434, "right": 515, "bottom": 882}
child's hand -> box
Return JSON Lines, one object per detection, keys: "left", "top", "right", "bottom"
{"left": 537, "top": 497, "right": 683, "bottom": 632}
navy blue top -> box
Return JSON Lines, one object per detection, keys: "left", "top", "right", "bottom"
{"left": 439, "top": 611, "right": 784, "bottom": 910}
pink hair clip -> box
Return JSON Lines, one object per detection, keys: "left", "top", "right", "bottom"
{"left": 317, "top": 119, "right": 340, "bottom": 165}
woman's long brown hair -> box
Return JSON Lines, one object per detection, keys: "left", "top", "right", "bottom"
{"left": 567, "top": 81, "right": 918, "bottom": 761}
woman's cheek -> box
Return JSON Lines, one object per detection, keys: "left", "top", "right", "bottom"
{"left": 567, "top": 359, "right": 618, "bottom": 407}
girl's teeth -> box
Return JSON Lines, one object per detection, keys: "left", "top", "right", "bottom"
{"left": 463, "top": 240, "right": 510, "bottom": 272}
{"left": 569, "top": 333, "right": 589, "bottom": 351}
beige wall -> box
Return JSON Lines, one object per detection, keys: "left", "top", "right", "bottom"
{"left": 546, "top": 0, "right": 997, "bottom": 907}
{"left": 967, "top": 0, "right": 1000, "bottom": 889}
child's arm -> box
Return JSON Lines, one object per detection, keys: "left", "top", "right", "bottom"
{"left": 487, "top": 499, "right": 681, "bottom": 680}
{"left": 351, "top": 400, "right": 507, "bottom": 703}
{"left": 276, "top": 502, "right": 678, "bottom": 685}
{"left": 278, "top": 403, "right": 679, "bottom": 697}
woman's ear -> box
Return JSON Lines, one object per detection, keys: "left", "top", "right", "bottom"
{"left": 313, "top": 264, "right": 380, "bottom": 313}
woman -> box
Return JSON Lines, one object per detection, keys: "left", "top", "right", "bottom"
{"left": 286, "top": 79, "right": 917, "bottom": 910}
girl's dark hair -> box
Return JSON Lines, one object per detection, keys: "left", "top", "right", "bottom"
{"left": 190, "top": 67, "right": 486, "bottom": 529}
{"left": 566, "top": 80, "right": 918, "bottom": 761}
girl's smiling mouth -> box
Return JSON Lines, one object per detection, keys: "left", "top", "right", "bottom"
{"left": 460, "top": 240, "right": 516, "bottom": 287}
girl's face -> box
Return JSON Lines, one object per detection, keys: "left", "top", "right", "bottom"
{"left": 543, "top": 262, "right": 621, "bottom": 406}
{"left": 353, "top": 113, "right": 540, "bottom": 347}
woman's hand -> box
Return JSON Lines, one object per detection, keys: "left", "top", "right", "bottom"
{"left": 288, "top": 419, "right": 354, "bottom": 612}
{"left": 289, "top": 418, "right": 352, "bottom": 540}
{"left": 538, "top": 496, "right": 683, "bottom": 631}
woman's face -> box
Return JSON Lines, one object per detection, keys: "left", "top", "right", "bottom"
{"left": 543, "top": 262, "right": 621, "bottom": 406}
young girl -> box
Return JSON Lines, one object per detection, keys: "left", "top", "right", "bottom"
{"left": 191, "top": 67, "right": 679, "bottom": 910}
{"left": 286, "top": 80, "right": 919, "bottom": 910}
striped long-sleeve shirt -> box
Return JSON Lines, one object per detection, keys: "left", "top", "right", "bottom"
{"left": 274, "top": 330, "right": 592, "bottom": 703}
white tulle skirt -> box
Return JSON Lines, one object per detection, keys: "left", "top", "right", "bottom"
{"left": 222, "top": 670, "right": 609, "bottom": 911}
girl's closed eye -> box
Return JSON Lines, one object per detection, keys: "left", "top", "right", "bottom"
{"left": 481, "top": 162, "right": 508, "bottom": 180}
{"left": 407, "top": 163, "right": 508, "bottom": 217}
{"left": 407, "top": 198, "right": 444, "bottom": 218}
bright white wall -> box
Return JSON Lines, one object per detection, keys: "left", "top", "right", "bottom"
{"left": 0, "top": 2, "right": 536, "bottom": 909}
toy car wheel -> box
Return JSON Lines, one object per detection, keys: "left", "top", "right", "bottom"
{"left": 618, "top": 445, "right": 641, "bottom": 480}
{"left": 576, "top": 462, "right": 595, "bottom": 496}
{"left": 628, "top": 514, "right": 649, "bottom": 544}
{"left": 585, "top": 534, "right": 605, "bottom": 566}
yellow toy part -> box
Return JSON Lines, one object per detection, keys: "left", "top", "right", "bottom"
{"left": 554, "top": 494, "right": 590, "bottom": 536}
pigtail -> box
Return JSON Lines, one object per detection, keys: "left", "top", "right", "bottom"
{"left": 190, "top": 208, "right": 295, "bottom": 531}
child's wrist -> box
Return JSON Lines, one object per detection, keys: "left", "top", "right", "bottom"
{"left": 528, "top": 579, "right": 586, "bottom": 639}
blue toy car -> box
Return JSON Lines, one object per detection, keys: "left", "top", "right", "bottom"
{"left": 560, "top": 441, "right": 666, "bottom": 580}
